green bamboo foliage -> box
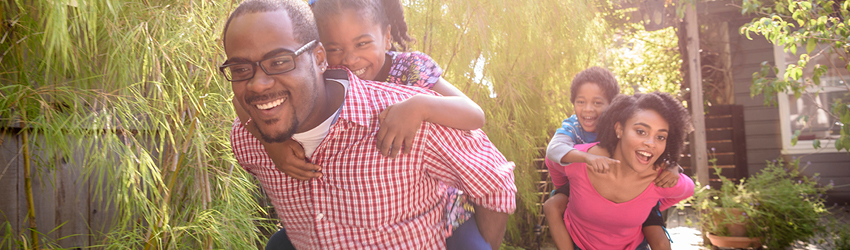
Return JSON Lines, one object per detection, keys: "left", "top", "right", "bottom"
{"left": 405, "top": 0, "right": 607, "bottom": 246}
{"left": 1, "top": 0, "right": 271, "bottom": 249}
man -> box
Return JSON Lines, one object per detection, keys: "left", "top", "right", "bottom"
{"left": 222, "top": 0, "right": 517, "bottom": 249}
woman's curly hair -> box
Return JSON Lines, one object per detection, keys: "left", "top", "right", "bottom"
{"left": 596, "top": 92, "right": 691, "bottom": 168}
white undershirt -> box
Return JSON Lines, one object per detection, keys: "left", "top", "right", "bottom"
{"left": 291, "top": 78, "right": 348, "bottom": 159}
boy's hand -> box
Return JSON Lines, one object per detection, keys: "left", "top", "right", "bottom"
{"left": 585, "top": 154, "right": 620, "bottom": 173}
{"left": 376, "top": 97, "right": 425, "bottom": 158}
{"left": 653, "top": 162, "right": 681, "bottom": 188}
{"left": 272, "top": 140, "right": 323, "bottom": 181}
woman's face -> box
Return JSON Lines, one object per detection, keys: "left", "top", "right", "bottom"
{"left": 318, "top": 9, "right": 391, "bottom": 81}
{"left": 615, "top": 109, "right": 669, "bottom": 173}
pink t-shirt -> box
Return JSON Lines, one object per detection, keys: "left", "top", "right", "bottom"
{"left": 553, "top": 142, "right": 695, "bottom": 250}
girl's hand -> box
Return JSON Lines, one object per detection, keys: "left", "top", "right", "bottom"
{"left": 273, "top": 140, "right": 323, "bottom": 181}
{"left": 653, "top": 162, "right": 681, "bottom": 188}
{"left": 584, "top": 154, "right": 620, "bottom": 174}
{"left": 376, "top": 95, "right": 426, "bottom": 158}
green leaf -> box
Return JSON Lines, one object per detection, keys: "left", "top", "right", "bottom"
{"left": 790, "top": 45, "right": 797, "bottom": 55}
{"left": 812, "top": 139, "right": 821, "bottom": 149}
{"left": 837, "top": 137, "right": 844, "bottom": 150}
{"left": 806, "top": 38, "right": 817, "bottom": 54}
{"left": 792, "top": 129, "right": 801, "bottom": 145}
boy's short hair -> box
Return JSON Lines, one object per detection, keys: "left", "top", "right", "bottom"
{"left": 569, "top": 66, "right": 619, "bottom": 104}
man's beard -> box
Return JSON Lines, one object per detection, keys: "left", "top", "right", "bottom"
{"left": 253, "top": 62, "right": 319, "bottom": 144}
{"left": 258, "top": 121, "right": 296, "bottom": 143}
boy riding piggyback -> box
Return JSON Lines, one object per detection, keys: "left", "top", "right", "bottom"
{"left": 543, "top": 67, "right": 682, "bottom": 250}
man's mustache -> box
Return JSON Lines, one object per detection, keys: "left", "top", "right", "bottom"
{"left": 245, "top": 90, "right": 288, "bottom": 104}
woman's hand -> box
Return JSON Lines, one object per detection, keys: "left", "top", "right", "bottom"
{"left": 376, "top": 95, "right": 426, "bottom": 158}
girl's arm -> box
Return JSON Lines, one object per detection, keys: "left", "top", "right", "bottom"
{"left": 424, "top": 77, "right": 485, "bottom": 129}
{"left": 376, "top": 77, "right": 485, "bottom": 157}
{"left": 543, "top": 194, "right": 575, "bottom": 250}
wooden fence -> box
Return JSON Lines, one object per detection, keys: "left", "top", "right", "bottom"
{"left": 0, "top": 129, "right": 113, "bottom": 249}
{"left": 680, "top": 104, "right": 749, "bottom": 188}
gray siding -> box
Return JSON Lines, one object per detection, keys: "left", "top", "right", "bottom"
{"left": 727, "top": 19, "right": 850, "bottom": 204}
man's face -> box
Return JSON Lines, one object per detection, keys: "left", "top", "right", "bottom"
{"left": 224, "top": 11, "right": 322, "bottom": 143}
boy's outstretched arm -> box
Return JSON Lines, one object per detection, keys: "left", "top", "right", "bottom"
{"left": 543, "top": 193, "right": 574, "bottom": 250}
{"left": 547, "top": 133, "right": 619, "bottom": 173}
{"left": 376, "top": 78, "right": 485, "bottom": 157}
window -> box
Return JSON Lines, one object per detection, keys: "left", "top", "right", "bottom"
{"left": 774, "top": 44, "right": 850, "bottom": 154}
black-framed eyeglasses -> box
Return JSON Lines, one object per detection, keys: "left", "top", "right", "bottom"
{"left": 219, "top": 40, "right": 317, "bottom": 82}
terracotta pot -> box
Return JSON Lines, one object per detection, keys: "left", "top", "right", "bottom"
{"left": 707, "top": 233, "right": 762, "bottom": 248}
{"left": 712, "top": 208, "right": 748, "bottom": 237}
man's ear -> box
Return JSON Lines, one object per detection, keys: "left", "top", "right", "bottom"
{"left": 313, "top": 42, "right": 327, "bottom": 72}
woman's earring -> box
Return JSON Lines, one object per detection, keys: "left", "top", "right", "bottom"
{"left": 617, "top": 134, "right": 621, "bottom": 139}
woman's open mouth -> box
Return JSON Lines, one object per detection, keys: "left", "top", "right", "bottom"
{"left": 636, "top": 150, "right": 653, "bottom": 165}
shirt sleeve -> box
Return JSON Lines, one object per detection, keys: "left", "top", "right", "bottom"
{"left": 230, "top": 118, "right": 256, "bottom": 174}
{"left": 386, "top": 51, "right": 443, "bottom": 89}
{"left": 422, "top": 125, "right": 517, "bottom": 213}
{"left": 546, "top": 133, "right": 577, "bottom": 165}
{"left": 657, "top": 173, "right": 696, "bottom": 210}
{"left": 554, "top": 115, "right": 581, "bottom": 137}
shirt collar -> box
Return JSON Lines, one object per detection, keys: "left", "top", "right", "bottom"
{"left": 323, "top": 66, "right": 374, "bottom": 127}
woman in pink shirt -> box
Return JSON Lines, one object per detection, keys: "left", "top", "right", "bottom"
{"left": 547, "top": 92, "right": 695, "bottom": 250}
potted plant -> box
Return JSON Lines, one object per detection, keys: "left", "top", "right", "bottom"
{"left": 681, "top": 158, "right": 831, "bottom": 249}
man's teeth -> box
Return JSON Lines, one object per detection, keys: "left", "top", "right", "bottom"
{"left": 354, "top": 68, "right": 366, "bottom": 76}
{"left": 638, "top": 151, "right": 652, "bottom": 157}
{"left": 256, "top": 98, "right": 285, "bottom": 110}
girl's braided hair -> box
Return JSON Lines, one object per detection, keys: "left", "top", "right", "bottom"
{"left": 311, "top": 0, "right": 414, "bottom": 51}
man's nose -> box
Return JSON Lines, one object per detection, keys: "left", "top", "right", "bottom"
{"left": 246, "top": 68, "right": 275, "bottom": 93}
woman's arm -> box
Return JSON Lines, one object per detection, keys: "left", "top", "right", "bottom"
{"left": 543, "top": 194, "right": 575, "bottom": 250}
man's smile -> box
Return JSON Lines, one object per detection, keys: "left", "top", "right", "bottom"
{"left": 256, "top": 97, "right": 287, "bottom": 110}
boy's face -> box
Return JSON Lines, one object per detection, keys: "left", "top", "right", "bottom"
{"left": 319, "top": 9, "right": 391, "bottom": 81}
{"left": 573, "top": 82, "right": 610, "bottom": 132}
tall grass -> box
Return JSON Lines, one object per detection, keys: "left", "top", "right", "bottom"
{"left": 0, "top": 0, "right": 271, "bottom": 248}
{"left": 405, "top": 0, "right": 607, "bottom": 246}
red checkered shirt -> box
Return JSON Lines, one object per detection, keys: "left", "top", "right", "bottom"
{"left": 231, "top": 68, "right": 517, "bottom": 250}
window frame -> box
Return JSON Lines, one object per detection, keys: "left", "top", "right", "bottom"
{"left": 773, "top": 44, "right": 848, "bottom": 154}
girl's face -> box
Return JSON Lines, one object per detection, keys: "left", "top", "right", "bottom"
{"left": 573, "top": 82, "right": 610, "bottom": 132}
{"left": 615, "top": 109, "right": 669, "bottom": 173}
{"left": 319, "top": 9, "right": 392, "bottom": 81}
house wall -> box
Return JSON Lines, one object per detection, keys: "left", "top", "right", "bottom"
{"left": 726, "top": 18, "right": 850, "bottom": 205}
